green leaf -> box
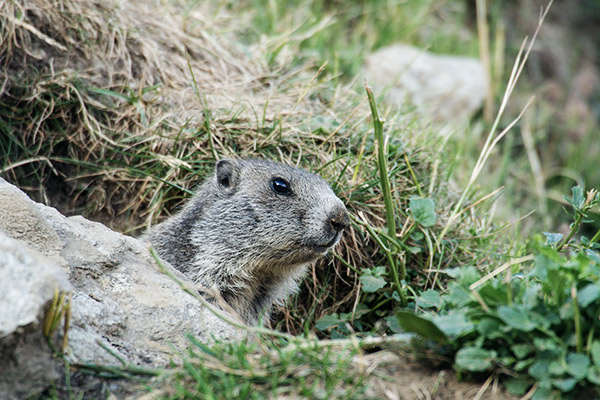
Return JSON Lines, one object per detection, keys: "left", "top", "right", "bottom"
{"left": 459, "top": 266, "right": 481, "bottom": 286}
{"left": 552, "top": 378, "right": 577, "bottom": 392}
{"left": 515, "top": 359, "right": 534, "bottom": 371}
{"left": 559, "top": 301, "right": 574, "bottom": 319}
{"left": 360, "top": 274, "right": 386, "bottom": 293}
{"left": 409, "top": 197, "right": 436, "bottom": 227}
{"left": 478, "top": 284, "right": 510, "bottom": 307}
{"left": 416, "top": 289, "right": 443, "bottom": 309}
{"left": 577, "top": 283, "right": 600, "bottom": 307}
{"left": 529, "top": 361, "right": 550, "bottom": 382}
{"left": 497, "top": 355, "right": 516, "bottom": 367}
{"left": 315, "top": 314, "right": 341, "bottom": 331}
{"left": 566, "top": 353, "right": 590, "bottom": 380}
{"left": 587, "top": 366, "right": 600, "bottom": 385}
{"left": 407, "top": 245, "right": 421, "bottom": 254}
{"left": 511, "top": 343, "right": 535, "bottom": 359}
{"left": 386, "top": 315, "right": 403, "bottom": 334}
{"left": 533, "top": 338, "right": 559, "bottom": 353}
{"left": 505, "top": 378, "right": 531, "bottom": 396}
{"left": 352, "top": 303, "right": 370, "bottom": 320}
{"left": 359, "top": 268, "right": 387, "bottom": 293}
{"left": 444, "top": 282, "right": 473, "bottom": 307}
{"left": 443, "top": 267, "right": 462, "bottom": 278}
{"left": 477, "top": 318, "right": 504, "bottom": 340}
{"left": 543, "top": 232, "right": 564, "bottom": 245}
{"left": 565, "top": 186, "right": 585, "bottom": 209}
{"left": 394, "top": 311, "right": 447, "bottom": 342}
{"left": 433, "top": 311, "right": 475, "bottom": 336}
{"left": 496, "top": 305, "right": 538, "bottom": 332}
{"left": 549, "top": 359, "right": 566, "bottom": 376}
{"left": 522, "top": 283, "right": 543, "bottom": 308}
{"left": 591, "top": 341, "right": 600, "bottom": 367}
{"left": 455, "top": 347, "right": 496, "bottom": 372}
{"left": 586, "top": 249, "right": 600, "bottom": 264}
{"left": 531, "top": 387, "right": 553, "bottom": 400}
{"left": 411, "top": 231, "right": 424, "bottom": 241}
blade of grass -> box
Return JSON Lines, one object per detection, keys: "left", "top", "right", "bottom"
{"left": 521, "top": 109, "right": 550, "bottom": 228}
{"left": 476, "top": 0, "right": 493, "bottom": 122}
{"left": 468, "top": 254, "right": 534, "bottom": 291}
{"left": 365, "top": 82, "right": 406, "bottom": 306}
{"left": 437, "top": 2, "right": 552, "bottom": 245}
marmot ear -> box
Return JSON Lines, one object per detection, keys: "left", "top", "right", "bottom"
{"left": 215, "top": 159, "right": 240, "bottom": 190}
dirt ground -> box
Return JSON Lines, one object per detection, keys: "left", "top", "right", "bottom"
{"left": 362, "top": 351, "right": 516, "bottom": 400}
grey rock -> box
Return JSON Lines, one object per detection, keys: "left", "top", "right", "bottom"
{"left": 0, "top": 232, "right": 71, "bottom": 399}
{"left": 364, "top": 44, "right": 487, "bottom": 123}
{"left": 0, "top": 179, "right": 63, "bottom": 258}
{"left": 0, "top": 178, "right": 241, "bottom": 398}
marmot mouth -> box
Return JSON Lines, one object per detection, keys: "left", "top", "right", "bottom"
{"left": 310, "top": 232, "right": 342, "bottom": 254}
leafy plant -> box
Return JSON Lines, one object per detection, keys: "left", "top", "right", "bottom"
{"left": 397, "top": 186, "right": 600, "bottom": 398}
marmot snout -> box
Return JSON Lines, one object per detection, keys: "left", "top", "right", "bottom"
{"left": 311, "top": 207, "right": 349, "bottom": 255}
{"left": 145, "top": 158, "right": 349, "bottom": 325}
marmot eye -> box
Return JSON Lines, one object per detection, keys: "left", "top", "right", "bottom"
{"left": 271, "top": 177, "right": 291, "bottom": 195}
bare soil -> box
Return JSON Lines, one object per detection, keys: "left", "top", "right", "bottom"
{"left": 363, "top": 351, "right": 516, "bottom": 400}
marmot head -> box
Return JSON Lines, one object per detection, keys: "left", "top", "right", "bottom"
{"left": 204, "top": 158, "right": 350, "bottom": 271}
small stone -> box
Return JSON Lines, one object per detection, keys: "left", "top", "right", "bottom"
{"left": 364, "top": 44, "right": 487, "bottom": 123}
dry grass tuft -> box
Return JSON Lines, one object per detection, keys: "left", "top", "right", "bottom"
{"left": 1, "top": 0, "right": 348, "bottom": 222}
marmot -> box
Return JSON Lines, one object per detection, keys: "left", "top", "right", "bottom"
{"left": 145, "top": 158, "right": 350, "bottom": 325}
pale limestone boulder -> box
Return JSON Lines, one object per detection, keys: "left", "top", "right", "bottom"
{"left": 364, "top": 44, "right": 487, "bottom": 123}
{"left": 0, "top": 178, "right": 240, "bottom": 398}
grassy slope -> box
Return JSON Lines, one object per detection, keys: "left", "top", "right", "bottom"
{"left": 1, "top": 0, "right": 502, "bottom": 332}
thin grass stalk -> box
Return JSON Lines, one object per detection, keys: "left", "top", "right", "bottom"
{"left": 521, "top": 109, "right": 549, "bottom": 227}
{"left": 361, "top": 219, "right": 399, "bottom": 267}
{"left": 436, "top": 42, "right": 526, "bottom": 244}
{"left": 589, "top": 227, "right": 600, "bottom": 245}
{"left": 571, "top": 286, "right": 582, "bottom": 353}
{"left": 557, "top": 210, "right": 584, "bottom": 252}
{"left": 476, "top": 0, "right": 493, "bottom": 122}
{"left": 73, "top": 362, "right": 163, "bottom": 378}
{"left": 61, "top": 293, "right": 72, "bottom": 353}
{"left": 365, "top": 83, "right": 405, "bottom": 305}
{"left": 365, "top": 85, "right": 396, "bottom": 242}
{"left": 437, "top": 2, "right": 552, "bottom": 245}
{"left": 403, "top": 153, "right": 423, "bottom": 197}
{"left": 469, "top": 255, "right": 534, "bottom": 290}
{"left": 492, "top": 20, "right": 506, "bottom": 109}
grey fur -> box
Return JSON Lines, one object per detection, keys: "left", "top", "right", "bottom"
{"left": 144, "top": 158, "right": 350, "bottom": 325}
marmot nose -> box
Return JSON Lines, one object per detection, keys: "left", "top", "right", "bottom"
{"left": 329, "top": 208, "right": 350, "bottom": 232}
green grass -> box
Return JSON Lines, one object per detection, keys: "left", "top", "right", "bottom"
{"left": 163, "top": 337, "right": 369, "bottom": 400}
{"left": 243, "top": 0, "right": 479, "bottom": 77}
